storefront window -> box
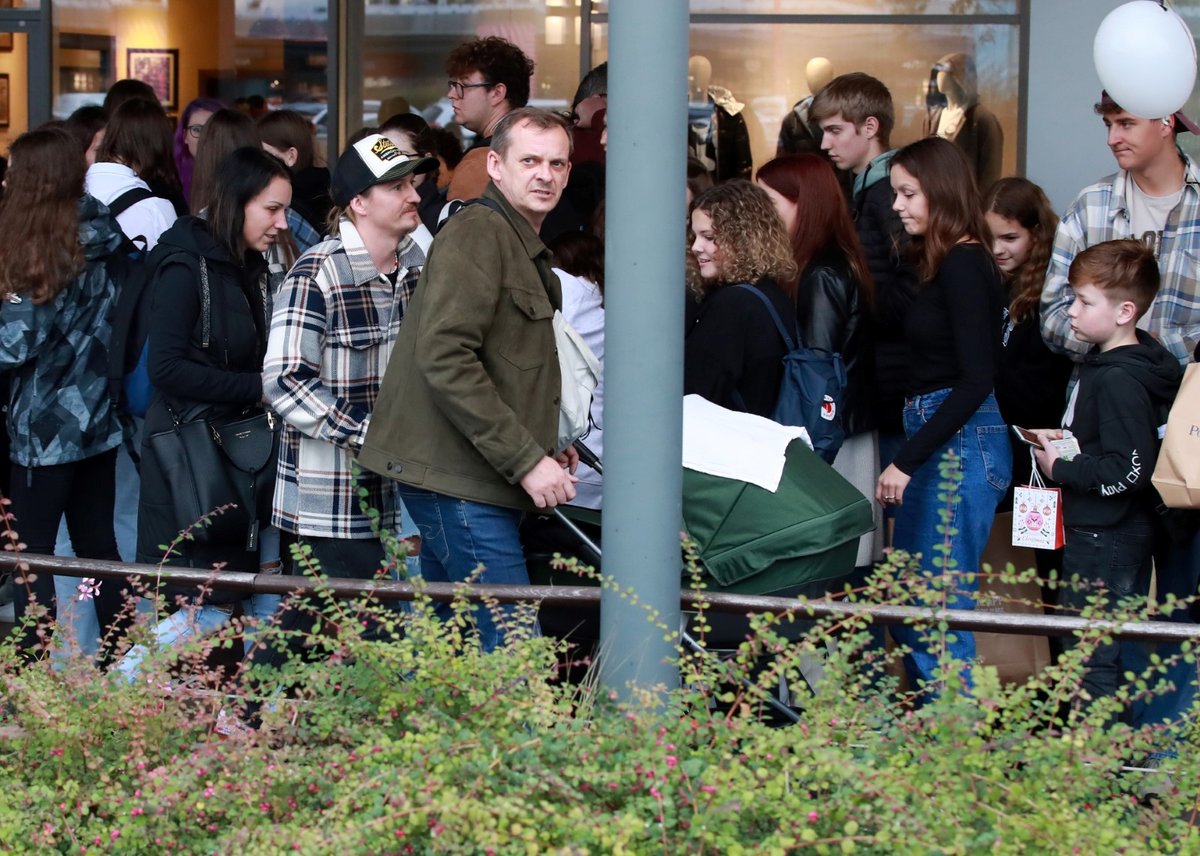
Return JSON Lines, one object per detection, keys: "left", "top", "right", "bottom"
{"left": 592, "top": 1, "right": 1019, "bottom": 14}
{"left": 591, "top": 19, "right": 1019, "bottom": 180}
{"left": 51, "top": 0, "right": 329, "bottom": 149}
{"left": 361, "top": 0, "right": 585, "bottom": 133}
{"left": 0, "top": 31, "right": 29, "bottom": 152}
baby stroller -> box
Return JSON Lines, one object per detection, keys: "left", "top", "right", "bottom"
{"left": 523, "top": 436, "right": 874, "bottom": 717}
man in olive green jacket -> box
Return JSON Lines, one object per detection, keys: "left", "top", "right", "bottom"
{"left": 359, "top": 107, "right": 579, "bottom": 651}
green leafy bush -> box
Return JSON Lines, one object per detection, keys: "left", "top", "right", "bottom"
{"left": 0, "top": 456, "right": 1196, "bottom": 853}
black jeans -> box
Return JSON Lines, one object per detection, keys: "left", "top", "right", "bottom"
{"left": 8, "top": 449, "right": 126, "bottom": 657}
{"left": 244, "top": 533, "right": 397, "bottom": 685}
{"left": 1058, "top": 519, "right": 1155, "bottom": 707}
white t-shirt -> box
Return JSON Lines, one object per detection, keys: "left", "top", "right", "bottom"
{"left": 556, "top": 267, "right": 604, "bottom": 510}
{"left": 1126, "top": 173, "right": 1182, "bottom": 253}
{"left": 85, "top": 162, "right": 178, "bottom": 250}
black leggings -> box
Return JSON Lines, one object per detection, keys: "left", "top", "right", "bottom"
{"left": 8, "top": 449, "right": 128, "bottom": 658}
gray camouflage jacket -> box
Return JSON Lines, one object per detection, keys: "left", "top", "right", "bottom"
{"left": 0, "top": 194, "right": 124, "bottom": 467}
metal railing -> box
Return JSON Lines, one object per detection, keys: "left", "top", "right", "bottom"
{"left": 2, "top": 553, "right": 1198, "bottom": 643}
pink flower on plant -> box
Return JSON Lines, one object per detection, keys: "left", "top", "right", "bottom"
{"left": 665, "top": 755, "right": 678, "bottom": 769}
{"left": 76, "top": 578, "right": 101, "bottom": 601}
{"left": 808, "top": 810, "right": 819, "bottom": 823}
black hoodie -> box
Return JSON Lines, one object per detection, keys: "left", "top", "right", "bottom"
{"left": 1052, "top": 329, "right": 1182, "bottom": 527}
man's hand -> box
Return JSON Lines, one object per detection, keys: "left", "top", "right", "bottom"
{"left": 520, "top": 455, "right": 579, "bottom": 508}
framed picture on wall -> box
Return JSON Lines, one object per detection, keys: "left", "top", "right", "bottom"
{"left": 126, "top": 48, "right": 178, "bottom": 111}
{"left": 0, "top": 74, "right": 10, "bottom": 129}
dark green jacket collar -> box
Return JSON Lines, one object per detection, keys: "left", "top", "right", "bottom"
{"left": 482, "top": 182, "right": 552, "bottom": 264}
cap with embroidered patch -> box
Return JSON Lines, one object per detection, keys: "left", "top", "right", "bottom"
{"left": 331, "top": 133, "right": 438, "bottom": 206}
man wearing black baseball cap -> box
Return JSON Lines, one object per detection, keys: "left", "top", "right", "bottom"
{"left": 1039, "top": 91, "right": 1200, "bottom": 757}
{"left": 260, "top": 132, "right": 436, "bottom": 588}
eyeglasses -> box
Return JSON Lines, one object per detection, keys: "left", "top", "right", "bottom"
{"left": 447, "top": 79, "right": 494, "bottom": 99}
{"left": 186, "top": 123, "right": 206, "bottom": 139}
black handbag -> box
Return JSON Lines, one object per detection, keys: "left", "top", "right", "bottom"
{"left": 147, "top": 405, "right": 279, "bottom": 551}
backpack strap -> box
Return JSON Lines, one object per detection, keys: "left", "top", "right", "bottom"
{"left": 733, "top": 283, "right": 798, "bottom": 351}
{"left": 108, "top": 187, "right": 156, "bottom": 218}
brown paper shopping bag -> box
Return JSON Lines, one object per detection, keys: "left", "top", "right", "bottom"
{"left": 1152, "top": 362, "right": 1200, "bottom": 509}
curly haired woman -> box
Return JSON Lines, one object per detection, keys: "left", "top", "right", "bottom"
{"left": 684, "top": 180, "right": 798, "bottom": 415}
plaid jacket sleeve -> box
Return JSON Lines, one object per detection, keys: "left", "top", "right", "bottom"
{"left": 263, "top": 254, "right": 371, "bottom": 450}
{"left": 1040, "top": 197, "right": 1092, "bottom": 360}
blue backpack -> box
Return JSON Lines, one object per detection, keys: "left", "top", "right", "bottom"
{"left": 734, "top": 284, "right": 847, "bottom": 464}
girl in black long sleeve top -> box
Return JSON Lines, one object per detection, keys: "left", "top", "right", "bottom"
{"left": 877, "top": 138, "right": 1013, "bottom": 695}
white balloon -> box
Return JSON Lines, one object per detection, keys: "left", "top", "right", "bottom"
{"left": 1094, "top": 1, "right": 1197, "bottom": 119}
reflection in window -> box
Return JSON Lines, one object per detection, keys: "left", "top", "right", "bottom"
{"left": 593, "top": 21, "right": 1019, "bottom": 182}
{"left": 592, "top": 0, "right": 1019, "bottom": 14}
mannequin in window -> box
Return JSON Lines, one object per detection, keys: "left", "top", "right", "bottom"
{"left": 923, "top": 52, "right": 1004, "bottom": 192}
{"left": 777, "top": 57, "right": 834, "bottom": 155}
{"left": 687, "top": 54, "right": 754, "bottom": 182}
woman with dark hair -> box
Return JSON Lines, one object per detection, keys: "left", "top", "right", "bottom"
{"left": 258, "top": 108, "right": 332, "bottom": 251}
{"left": 87, "top": 97, "right": 179, "bottom": 250}
{"left": 756, "top": 152, "right": 879, "bottom": 571}
{"left": 684, "top": 180, "right": 798, "bottom": 416}
{"left": 174, "top": 97, "right": 224, "bottom": 207}
{"left": 877, "top": 136, "right": 1011, "bottom": 693}
{"left": 189, "top": 108, "right": 261, "bottom": 216}
{"left": 983, "top": 177, "right": 1072, "bottom": 499}
{"left": 127, "top": 147, "right": 291, "bottom": 673}
{"left": 0, "top": 127, "right": 127, "bottom": 657}
{"left": 65, "top": 105, "right": 107, "bottom": 166}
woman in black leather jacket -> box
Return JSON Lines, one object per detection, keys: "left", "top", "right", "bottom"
{"left": 757, "top": 154, "right": 880, "bottom": 570}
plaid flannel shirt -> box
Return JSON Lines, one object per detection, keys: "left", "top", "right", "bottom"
{"left": 264, "top": 217, "right": 423, "bottom": 538}
{"left": 1041, "top": 151, "right": 1200, "bottom": 365}
{"left": 287, "top": 207, "right": 324, "bottom": 255}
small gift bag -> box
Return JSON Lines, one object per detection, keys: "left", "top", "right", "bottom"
{"left": 1012, "top": 450, "right": 1064, "bottom": 550}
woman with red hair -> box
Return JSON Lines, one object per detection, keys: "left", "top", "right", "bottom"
{"left": 756, "top": 153, "right": 880, "bottom": 573}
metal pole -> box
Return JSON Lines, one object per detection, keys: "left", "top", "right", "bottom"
{"left": 598, "top": 0, "right": 689, "bottom": 699}
{"left": 5, "top": 554, "right": 1200, "bottom": 643}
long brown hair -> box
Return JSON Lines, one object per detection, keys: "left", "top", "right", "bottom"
{"left": 755, "top": 153, "right": 875, "bottom": 307}
{"left": 687, "top": 180, "right": 798, "bottom": 295}
{"left": 890, "top": 136, "right": 989, "bottom": 283}
{"left": 0, "top": 127, "right": 86, "bottom": 303}
{"left": 190, "top": 108, "right": 260, "bottom": 215}
{"left": 982, "top": 177, "right": 1058, "bottom": 324}
{"left": 96, "top": 97, "right": 180, "bottom": 194}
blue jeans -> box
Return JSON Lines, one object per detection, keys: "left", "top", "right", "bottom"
{"left": 1128, "top": 526, "right": 1200, "bottom": 749}
{"left": 397, "top": 485, "right": 532, "bottom": 653}
{"left": 113, "top": 591, "right": 281, "bottom": 684}
{"left": 891, "top": 390, "right": 1011, "bottom": 691}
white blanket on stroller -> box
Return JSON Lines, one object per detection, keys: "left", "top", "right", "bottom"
{"left": 682, "top": 395, "right": 813, "bottom": 493}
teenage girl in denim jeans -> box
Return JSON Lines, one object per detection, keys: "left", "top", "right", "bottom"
{"left": 876, "top": 137, "right": 1012, "bottom": 695}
